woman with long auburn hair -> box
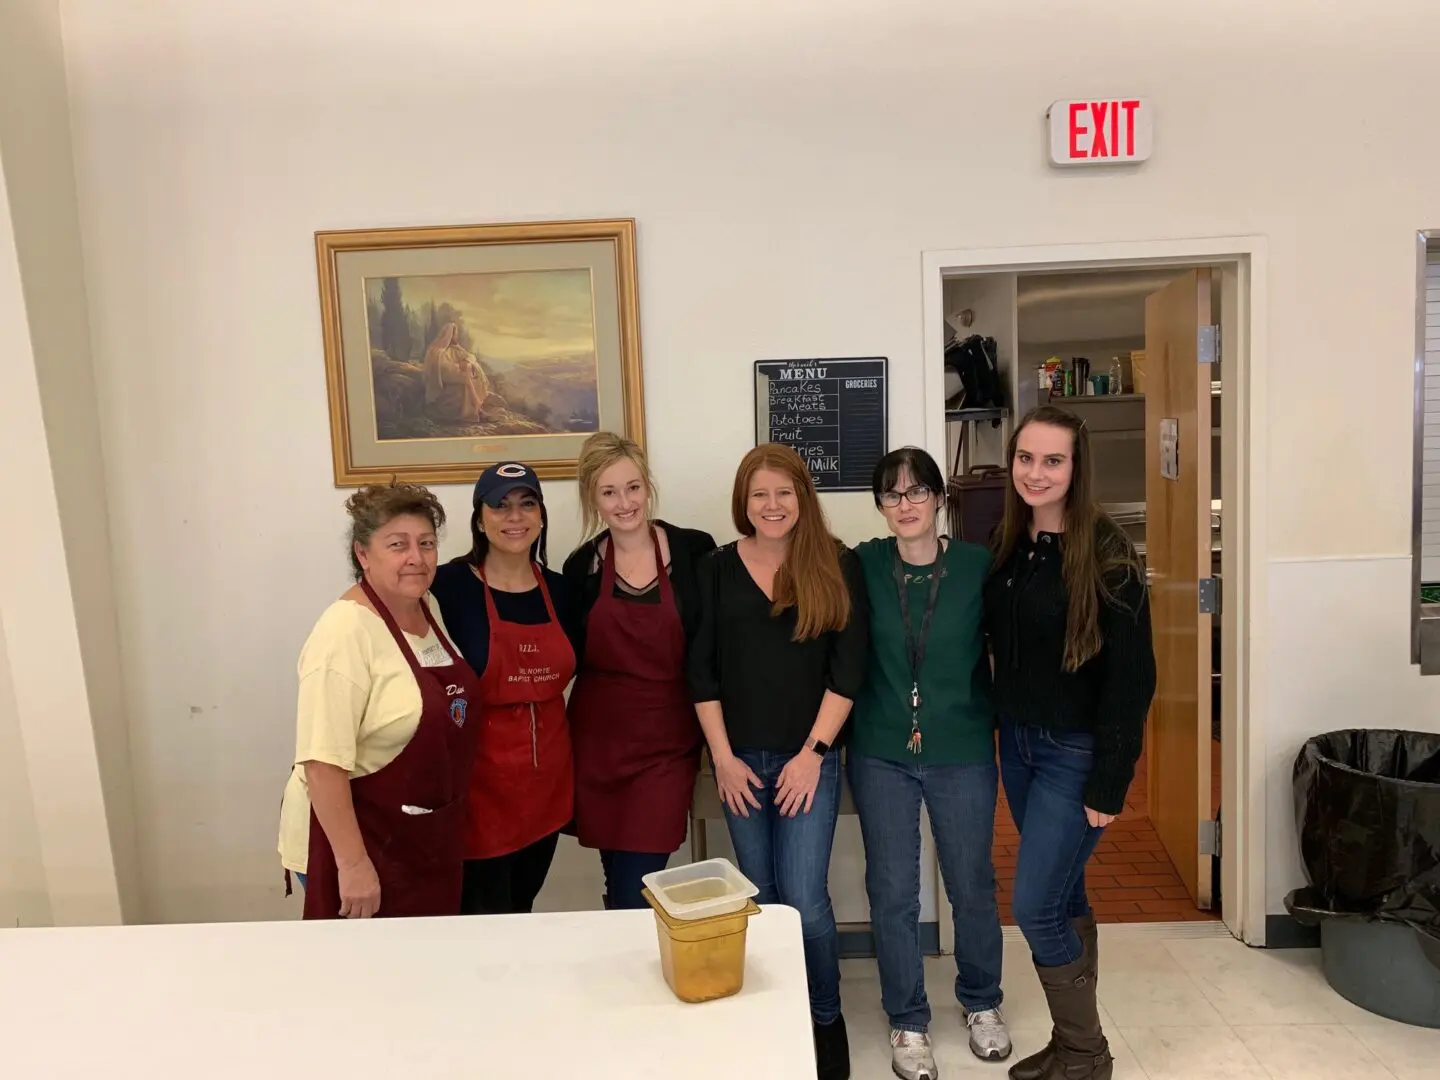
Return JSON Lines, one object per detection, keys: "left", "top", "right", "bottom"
{"left": 689, "top": 443, "right": 869, "bottom": 1080}
{"left": 983, "top": 406, "right": 1156, "bottom": 1080}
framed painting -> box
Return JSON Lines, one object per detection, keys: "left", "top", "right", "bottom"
{"left": 316, "top": 218, "right": 645, "bottom": 485}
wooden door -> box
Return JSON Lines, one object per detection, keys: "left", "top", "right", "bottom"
{"left": 1143, "top": 268, "right": 1214, "bottom": 909}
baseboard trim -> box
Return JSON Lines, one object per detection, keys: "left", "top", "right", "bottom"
{"left": 838, "top": 921, "right": 939, "bottom": 959}
{"left": 1264, "top": 913, "right": 1320, "bottom": 949}
{"left": 1001, "top": 920, "right": 1233, "bottom": 942}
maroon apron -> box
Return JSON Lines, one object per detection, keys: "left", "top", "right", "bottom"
{"left": 568, "top": 527, "right": 701, "bottom": 853}
{"left": 303, "top": 581, "right": 480, "bottom": 920}
{"left": 464, "top": 565, "right": 577, "bottom": 860}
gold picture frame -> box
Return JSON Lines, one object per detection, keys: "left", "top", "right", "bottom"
{"left": 316, "top": 218, "right": 645, "bottom": 485}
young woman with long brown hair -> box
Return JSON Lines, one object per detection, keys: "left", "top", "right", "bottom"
{"left": 983, "top": 406, "right": 1156, "bottom": 1080}
{"left": 689, "top": 443, "right": 869, "bottom": 1080}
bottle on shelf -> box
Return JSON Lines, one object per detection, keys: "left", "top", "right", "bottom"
{"left": 1109, "top": 357, "right": 1124, "bottom": 395}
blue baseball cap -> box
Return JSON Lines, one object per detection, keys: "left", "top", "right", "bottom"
{"left": 473, "top": 461, "right": 543, "bottom": 509}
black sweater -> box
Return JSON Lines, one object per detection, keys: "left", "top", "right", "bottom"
{"left": 561, "top": 521, "right": 717, "bottom": 662}
{"left": 983, "top": 527, "right": 1156, "bottom": 815}
{"left": 688, "top": 542, "right": 870, "bottom": 753}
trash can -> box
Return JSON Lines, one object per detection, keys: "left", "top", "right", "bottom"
{"left": 1285, "top": 729, "right": 1440, "bottom": 1028}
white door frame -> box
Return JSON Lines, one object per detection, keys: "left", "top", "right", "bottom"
{"left": 921, "top": 236, "right": 1270, "bottom": 947}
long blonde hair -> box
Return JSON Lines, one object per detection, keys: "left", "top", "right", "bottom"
{"left": 576, "top": 431, "right": 658, "bottom": 539}
{"left": 990, "top": 406, "right": 1146, "bottom": 671}
{"left": 732, "top": 443, "right": 851, "bottom": 642}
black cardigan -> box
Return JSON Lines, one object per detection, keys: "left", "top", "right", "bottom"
{"left": 560, "top": 520, "right": 718, "bottom": 663}
{"left": 983, "top": 525, "right": 1157, "bottom": 816}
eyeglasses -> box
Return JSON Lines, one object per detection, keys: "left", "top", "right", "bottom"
{"left": 878, "top": 485, "right": 934, "bottom": 508}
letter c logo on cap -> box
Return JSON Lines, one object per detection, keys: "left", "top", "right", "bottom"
{"left": 496, "top": 463, "right": 527, "bottom": 477}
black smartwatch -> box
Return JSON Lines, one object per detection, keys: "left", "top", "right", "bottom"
{"left": 805, "top": 736, "right": 831, "bottom": 758}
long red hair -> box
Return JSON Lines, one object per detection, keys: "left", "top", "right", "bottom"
{"left": 731, "top": 444, "right": 851, "bottom": 641}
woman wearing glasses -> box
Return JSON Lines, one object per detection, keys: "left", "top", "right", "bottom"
{"left": 848, "top": 447, "right": 1009, "bottom": 1080}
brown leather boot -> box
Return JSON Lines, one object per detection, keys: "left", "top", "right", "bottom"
{"left": 1008, "top": 916, "right": 1101, "bottom": 1080}
{"left": 1073, "top": 912, "right": 1099, "bottom": 982}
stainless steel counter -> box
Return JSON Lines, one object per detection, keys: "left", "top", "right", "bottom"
{"left": 1105, "top": 500, "right": 1222, "bottom": 560}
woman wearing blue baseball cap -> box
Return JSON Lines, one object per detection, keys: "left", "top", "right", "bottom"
{"left": 431, "top": 461, "right": 579, "bottom": 915}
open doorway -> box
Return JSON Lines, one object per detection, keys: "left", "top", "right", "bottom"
{"left": 925, "top": 239, "right": 1265, "bottom": 944}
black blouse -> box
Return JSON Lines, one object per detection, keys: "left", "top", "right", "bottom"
{"left": 561, "top": 521, "right": 717, "bottom": 663}
{"left": 688, "top": 542, "right": 870, "bottom": 754}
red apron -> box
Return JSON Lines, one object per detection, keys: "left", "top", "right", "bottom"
{"left": 303, "top": 582, "right": 480, "bottom": 920}
{"left": 464, "top": 564, "right": 576, "bottom": 860}
{"left": 568, "top": 527, "right": 701, "bottom": 853}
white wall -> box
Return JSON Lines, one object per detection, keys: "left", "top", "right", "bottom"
{"left": 46, "top": 0, "right": 1440, "bottom": 926}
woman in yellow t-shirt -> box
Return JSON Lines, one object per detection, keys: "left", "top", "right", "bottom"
{"left": 277, "top": 484, "right": 481, "bottom": 919}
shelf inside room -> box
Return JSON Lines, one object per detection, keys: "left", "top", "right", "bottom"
{"left": 944, "top": 405, "right": 1008, "bottom": 422}
{"left": 1048, "top": 393, "right": 1145, "bottom": 404}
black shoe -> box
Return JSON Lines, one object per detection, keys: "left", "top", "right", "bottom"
{"left": 813, "top": 1013, "right": 850, "bottom": 1080}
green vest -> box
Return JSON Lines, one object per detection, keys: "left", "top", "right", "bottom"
{"left": 851, "top": 536, "right": 995, "bottom": 765}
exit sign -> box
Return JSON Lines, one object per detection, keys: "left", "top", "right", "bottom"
{"left": 1047, "top": 98, "right": 1152, "bottom": 166}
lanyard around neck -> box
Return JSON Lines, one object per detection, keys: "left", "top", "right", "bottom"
{"left": 893, "top": 539, "right": 945, "bottom": 753}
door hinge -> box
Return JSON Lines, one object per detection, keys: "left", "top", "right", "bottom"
{"left": 1200, "top": 818, "right": 1222, "bottom": 858}
{"left": 1198, "top": 324, "right": 1219, "bottom": 365}
{"left": 1198, "top": 576, "right": 1221, "bottom": 615}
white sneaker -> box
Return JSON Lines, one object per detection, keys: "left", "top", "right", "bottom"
{"left": 889, "top": 1029, "right": 938, "bottom": 1080}
{"left": 965, "top": 1007, "right": 1012, "bottom": 1061}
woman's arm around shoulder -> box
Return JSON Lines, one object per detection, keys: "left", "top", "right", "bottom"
{"left": 561, "top": 537, "right": 600, "bottom": 652}
{"left": 686, "top": 545, "right": 726, "bottom": 703}
{"left": 428, "top": 557, "right": 472, "bottom": 614}
{"left": 659, "top": 521, "right": 719, "bottom": 561}
{"left": 826, "top": 545, "right": 870, "bottom": 699}
{"left": 538, "top": 566, "right": 582, "bottom": 656}
{"left": 561, "top": 538, "right": 599, "bottom": 585}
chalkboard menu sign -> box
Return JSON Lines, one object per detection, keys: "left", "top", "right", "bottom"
{"left": 753, "top": 357, "right": 888, "bottom": 492}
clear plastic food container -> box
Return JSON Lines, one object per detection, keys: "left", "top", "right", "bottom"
{"left": 641, "top": 857, "right": 759, "bottom": 921}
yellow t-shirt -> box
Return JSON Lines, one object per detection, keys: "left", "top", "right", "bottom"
{"left": 277, "top": 595, "right": 457, "bottom": 874}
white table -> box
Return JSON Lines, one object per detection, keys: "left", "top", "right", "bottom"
{"left": 0, "top": 906, "right": 814, "bottom": 1078}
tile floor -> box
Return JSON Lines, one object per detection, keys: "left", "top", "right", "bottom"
{"left": 995, "top": 738, "right": 1224, "bottom": 924}
{"left": 841, "top": 923, "right": 1440, "bottom": 1079}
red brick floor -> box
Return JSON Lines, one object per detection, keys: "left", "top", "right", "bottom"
{"left": 994, "top": 738, "right": 1223, "bottom": 924}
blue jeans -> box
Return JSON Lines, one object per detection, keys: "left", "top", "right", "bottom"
{"left": 723, "top": 749, "right": 842, "bottom": 1024}
{"left": 599, "top": 849, "right": 672, "bottom": 910}
{"left": 848, "top": 752, "right": 1004, "bottom": 1031}
{"left": 1000, "top": 722, "right": 1106, "bottom": 967}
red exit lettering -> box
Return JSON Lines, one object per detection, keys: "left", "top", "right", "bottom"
{"left": 1068, "top": 99, "right": 1142, "bottom": 160}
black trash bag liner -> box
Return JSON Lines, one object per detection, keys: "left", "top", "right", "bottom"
{"left": 1288, "top": 729, "right": 1440, "bottom": 943}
